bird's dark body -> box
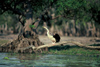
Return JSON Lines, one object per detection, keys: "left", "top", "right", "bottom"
{"left": 53, "top": 34, "right": 60, "bottom": 42}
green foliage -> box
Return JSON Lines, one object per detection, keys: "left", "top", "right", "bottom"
{"left": 0, "top": 12, "right": 18, "bottom": 28}
{"left": 29, "top": 25, "right": 35, "bottom": 28}
{"left": 0, "top": 0, "right": 100, "bottom": 28}
{"left": 3, "top": 57, "right": 9, "bottom": 60}
{"left": 56, "top": 0, "right": 100, "bottom": 24}
{"left": 56, "top": 0, "right": 86, "bottom": 13}
{"left": 44, "top": 45, "right": 100, "bottom": 56}
{"left": 0, "top": 0, "right": 53, "bottom": 15}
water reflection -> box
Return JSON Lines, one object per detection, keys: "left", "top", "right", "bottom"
{"left": 0, "top": 53, "right": 100, "bottom": 67}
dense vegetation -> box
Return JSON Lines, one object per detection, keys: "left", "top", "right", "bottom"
{"left": 0, "top": 0, "right": 100, "bottom": 36}
{"left": 0, "top": 0, "right": 100, "bottom": 23}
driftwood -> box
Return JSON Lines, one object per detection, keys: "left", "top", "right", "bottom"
{"left": 17, "top": 41, "right": 100, "bottom": 52}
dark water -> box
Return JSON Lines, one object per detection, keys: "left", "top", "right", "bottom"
{"left": 0, "top": 53, "right": 100, "bottom": 67}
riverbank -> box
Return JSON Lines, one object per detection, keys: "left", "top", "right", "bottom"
{"left": 0, "top": 34, "right": 100, "bottom": 56}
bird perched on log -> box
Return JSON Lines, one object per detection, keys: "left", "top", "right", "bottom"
{"left": 43, "top": 26, "right": 60, "bottom": 45}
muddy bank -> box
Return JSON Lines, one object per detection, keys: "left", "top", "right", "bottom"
{"left": 0, "top": 34, "right": 100, "bottom": 45}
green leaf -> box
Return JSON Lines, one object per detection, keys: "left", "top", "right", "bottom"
{"left": 29, "top": 25, "right": 35, "bottom": 28}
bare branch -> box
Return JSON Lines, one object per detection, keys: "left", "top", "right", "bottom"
{"left": 18, "top": 15, "right": 24, "bottom": 26}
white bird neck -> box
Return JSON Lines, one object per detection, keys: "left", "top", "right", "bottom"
{"left": 44, "top": 27, "right": 51, "bottom": 36}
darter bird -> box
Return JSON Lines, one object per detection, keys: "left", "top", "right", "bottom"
{"left": 43, "top": 26, "right": 60, "bottom": 45}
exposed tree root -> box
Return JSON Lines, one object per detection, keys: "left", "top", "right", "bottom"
{"left": 0, "top": 33, "right": 44, "bottom": 53}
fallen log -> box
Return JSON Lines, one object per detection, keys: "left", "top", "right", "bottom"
{"left": 36, "top": 41, "right": 100, "bottom": 50}
{"left": 17, "top": 41, "right": 100, "bottom": 52}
